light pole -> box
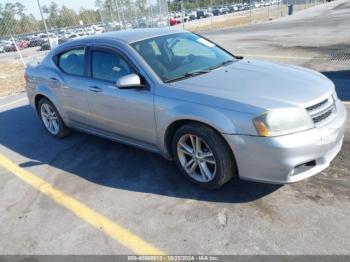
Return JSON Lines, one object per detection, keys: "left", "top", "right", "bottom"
{"left": 250, "top": 0, "right": 252, "bottom": 24}
{"left": 36, "top": 0, "right": 51, "bottom": 49}
{"left": 149, "top": 0, "right": 154, "bottom": 27}
{"left": 113, "top": 0, "right": 123, "bottom": 29}
{"left": 181, "top": 0, "right": 184, "bottom": 29}
{"left": 210, "top": 0, "right": 213, "bottom": 27}
{"left": 158, "top": 0, "right": 163, "bottom": 26}
{"left": 134, "top": 5, "right": 139, "bottom": 28}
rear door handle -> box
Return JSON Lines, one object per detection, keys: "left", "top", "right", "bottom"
{"left": 88, "top": 86, "right": 102, "bottom": 92}
{"left": 49, "top": 77, "right": 59, "bottom": 83}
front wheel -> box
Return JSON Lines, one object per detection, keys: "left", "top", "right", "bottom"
{"left": 172, "top": 123, "right": 236, "bottom": 189}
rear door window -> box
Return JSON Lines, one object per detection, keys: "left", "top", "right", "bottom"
{"left": 58, "top": 48, "right": 85, "bottom": 76}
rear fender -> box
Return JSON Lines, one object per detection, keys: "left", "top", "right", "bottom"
{"left": 34, "top": 84, "right": 68, "bottom": 123}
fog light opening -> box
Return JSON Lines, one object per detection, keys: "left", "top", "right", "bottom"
{"left": 293, "top": 160, "right": 316, "bottom": 176}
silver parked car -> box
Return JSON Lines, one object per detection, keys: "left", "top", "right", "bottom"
{"left": 25, "top": 28, "right": 346, "bottom": 189}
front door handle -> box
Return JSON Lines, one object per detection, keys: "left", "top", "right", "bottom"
{"left": 88, "top": 86, "right": 102, "bottom": 92}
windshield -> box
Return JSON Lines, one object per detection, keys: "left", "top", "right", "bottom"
{"left": 131, "top": 32, "right": 236, "bottom": 82}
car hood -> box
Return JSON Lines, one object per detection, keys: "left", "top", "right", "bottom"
{"left": 168, "top": 59, "right": 334, "bottom": 114}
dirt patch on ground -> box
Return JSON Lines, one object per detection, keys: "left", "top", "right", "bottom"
{"left": 0, "top": 63, "right": 25, "bottom": 97}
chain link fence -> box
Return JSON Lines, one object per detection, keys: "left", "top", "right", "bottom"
{"left": 0, "top": 0, "right": 325, "bottom": 97}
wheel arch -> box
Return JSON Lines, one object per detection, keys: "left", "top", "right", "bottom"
{"left": 158, "top": 103, "right": 240, "bottom": 157}
{"left": 34, "top": 94, "right": 47, "bottom": 111}
{"left": 163, "top": 118, "right": 239, "bottom": 179}
{"left": 33, "top": 86, "right": 69, "bottom": 126}
{"left": 163, "top": 118, "right": 235, "bottom": 162}
{"left": 33, "top": 85, "right": 63, "bottom": 112}
{"left": 34, "top": 86, "right": 55, "bottom": 107}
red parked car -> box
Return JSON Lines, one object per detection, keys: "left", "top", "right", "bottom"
{"left": 17, "top": 39, "right": 29, "bottom": 49}
{"left": 169, "top": 18, "right": 177, "bottom": 26}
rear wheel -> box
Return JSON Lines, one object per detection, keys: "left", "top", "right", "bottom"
{"left": 38, "top": 98, "right": 70, "bottom": 138}
{"left": 172, "top": 123, "right": 236, "bottom": 189}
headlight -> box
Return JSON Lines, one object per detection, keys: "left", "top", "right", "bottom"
{"left": 332, "top": 91, "right": 338, "bottom": 101}
{"left": 253, "top": 108, "right": 314, "bottom": 137}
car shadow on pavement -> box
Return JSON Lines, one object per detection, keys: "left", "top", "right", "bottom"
{"left": 322, "top": 70, "right": 350, "bottom": 102}
{"left": 0, "top": 105, "right": 280, "bottom": 203}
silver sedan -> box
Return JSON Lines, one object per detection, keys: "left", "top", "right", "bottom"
{"left": 25, "top": 28, "right": 346, "bottom": 189}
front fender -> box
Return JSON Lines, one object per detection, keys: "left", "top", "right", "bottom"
{"left": 156, "top": 100, "right": 254, "bottom": 157}
{"left": 162, "top": 103, "right": 238, "bottom": 133}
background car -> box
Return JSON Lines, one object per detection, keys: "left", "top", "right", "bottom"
{"left": 169, "top": 18, "right": 177, "bottom": 26}
{"left": 212, "top": 8, "right": 222, "bottom": 16}
{"left": 3, "top": 42, "right": 17, "bottom": 52}
{"left": 196, "top": 9, "right": 211, "bottom": 19}
{"left": 187, "top": 11, "right": 197, "bottom": 21}
{"left": 25, "top": 36, "right": 46, "bottom": 47}
{"left": 40, "top": 42, "right": 50, "bottom": 51}
{"left": 17, "top": 39, "right": 29, "bottom": 49}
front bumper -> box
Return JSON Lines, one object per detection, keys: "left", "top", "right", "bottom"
{"left": 224, "top": 99, "right": 347, "bottom": 184}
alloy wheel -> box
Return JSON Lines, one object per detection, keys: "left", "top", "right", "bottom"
{"left": 177, "top": 134, "right": 217, "bottom": 183}
{"left": 40, "top": 103, "right": 60, "bottom": 135}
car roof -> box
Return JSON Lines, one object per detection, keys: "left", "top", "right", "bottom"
{"left": 86, "top": 28, "right": 185, "bottom": 44}
{"left": 52, "top": 28, "right": 188, "bottom": 54}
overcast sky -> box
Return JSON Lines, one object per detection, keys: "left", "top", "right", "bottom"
{"left": 1, "top": 0, "right": 96, "bottom": 18}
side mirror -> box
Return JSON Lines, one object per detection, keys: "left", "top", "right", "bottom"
{"left": 116, "top": 74, "right": 144, "bottom": 89}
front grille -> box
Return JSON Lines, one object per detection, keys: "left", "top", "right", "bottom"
{"left": 306, "top": 96, "right": 335, "bottom": 124}
{"left": 312, "top": 108, "right": 333, "bottom": 123}
{"left": 306, "top": 99, "right": 328, "bottom": 111}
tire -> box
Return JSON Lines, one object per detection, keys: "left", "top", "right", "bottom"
{"left": 37, "top": 98, "right": 70, "bottom": 138}
{"left": 172, "top": 123, "right": 236, "bottom": 190}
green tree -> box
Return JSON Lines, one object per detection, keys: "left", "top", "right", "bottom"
{"left": 48, "top": 2, "right": 60, "bottom": 28}
{"left": 14, "top": 2, "right": 26, "bottom": 17}
{"left": 104, "top": 0, "right": 115, "bottom": 21}
{"left": 41, "top": 5, "right": 49, "bottom": 16}
{"left": 136, "top": 0, "right": 147, "bottom": 14}
{"left": 79, "top": 8, "right": 101, "bottom": 24}
{"left": 59, "top": 5, "right": 79, "bottom": 27}
{"left": 0, "top": 3, "right": 17, "bottom": 37}
{"left": 18, "top": 14, "right": 39, "bottom": 34}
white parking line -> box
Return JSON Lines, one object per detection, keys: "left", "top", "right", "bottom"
{"left": 0, "top": 97, "right": 27, "bottom": 109}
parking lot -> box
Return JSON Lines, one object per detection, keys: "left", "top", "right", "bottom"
{"left": 0, "top": 0, "right": 349, "bottom": 256}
